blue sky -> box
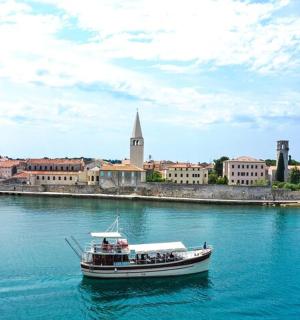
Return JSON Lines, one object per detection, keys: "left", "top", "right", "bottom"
{"left": 0, "top": 0, "right": 300, "bottom": 162}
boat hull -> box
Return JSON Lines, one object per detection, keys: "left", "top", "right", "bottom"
{"left": 81, "top": 251, "right": 211, "bottom": 279}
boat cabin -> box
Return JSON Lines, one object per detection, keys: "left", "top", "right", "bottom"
{"left": 83, "top": 231, "right": 188, "bottom": 267}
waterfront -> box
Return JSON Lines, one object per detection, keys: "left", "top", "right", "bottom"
{"left": 0, "top": 196, "right": 300, "bottom": 320}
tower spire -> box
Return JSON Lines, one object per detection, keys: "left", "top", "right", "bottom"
{"left": 132, "top": 111, "right": 143, "bottom": 138}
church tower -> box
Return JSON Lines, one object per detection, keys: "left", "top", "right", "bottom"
{"left": 276, "top": 140, "right": 289, "bottom": 181}
{"left": 130, "top": 111, "right": 144, "bottom": 168}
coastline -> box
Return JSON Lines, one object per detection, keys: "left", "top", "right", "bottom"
{"left": 1, "top": 190, "right": 300, "bottom": 206}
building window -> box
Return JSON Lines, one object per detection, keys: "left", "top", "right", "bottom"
{"left": 50, "top": 166, "right": 53, "bottom": 171}
{"left": 53, "top": 176, "right": 55, "bottom": 180}
{"left": 59, "top": 176, "right": 61, "bottom": 180}
{"left": 180, "top": 174, "right": 183, "bottom": 177}
{"left": 246, "top": 172, "right": 249, "bottom": 176}
{"left": 42, "top": 176, "right": 45, "bottom": 180}
{"left": 169, "top": 173, "right": 171, "bottom": 177}
{"left": 261, "top": 172, "right": 263, "bottom": 176}
{"left": 242, "top": 165, "right": 244, "bottom": 169}
{"left": 71, "top": 166, "right": 74, "bottom": 171}
{"left": 255, "top": 172, "right": 257, "bottom": 176}
{"left": 37, "top": 176, "right": 39, "bottom": 180}
{"left": 246, "top": 180, "right": 249, "bottom": 185}
{"left": 247, "top": 165, "right": 249, "bottom": 169}
{"left": 96, "top": 176, "right": 99, "bottom": 182}
{"left": 232, "top": 172, "right": 234, "bottom": 176}
{"left": 64, "top": 176, "right": 67, "bottom": 180}
{"left": 232, "top": 165, "right": 234, "bottom": 169}
{"left": 251, "top": 172, "right": 253, "bottom": 176}
{"left": 238, "top": 165, "right": 240, "bottom": 169}
{"left": 241, "top": 180, "right": 244, "bottom": 184}
{"left": 61, "top": 166, "right": 63, "bottom": 170}
{"left": 174, "top": 180, "right": 177, "bottom": 183}
{"left": 55, "top": 166, "right": 58, "bottom": 170}
{"left": 186, "top": 174, "right": 189, "bottom": 177}
{"left": 70, "top": 177, "right": 72, "bottom": 180}
{"left": 255, "top": 165, "right": 258, "bottom": 169}
{"left": 45, "top": 166, "right": 48, "bottom": 170}
{"left": 261, "top": 165, "right": 263, "bottom": 169}
{"left": 193, "top": 181, "right": 195, "bottom": 184}
{"left": 47, "top": 176, "right": 50, "bottom": 180}
{"left": 29, "top": 166, "right": 31, "bottom": 170}
{"left": 204, "top": 173, "right": 207, "bottom": 177}
{"left": 40, "top": 166, "right": 42, "bottom": 170}
{"left": 231, "top": 180, "right": 234, "bottom": 183}
{"left": 251, "top": 165, "right": 253, "bottom": 169}
{"left": 238, "top": 172, "right": 240, "bottom": 176}
{"left": 66, "top": 167, "right": 69, "bottom": 171}
{"left": 186, "top": 181, "right": 189, "bottom": 184}
{"left": 237, "top": 180, "right": 240, "bottom": 184}
{"left": 175, "top": 173, "right": 177, "bottom": 177}
{"left": 92, "top": 176, "right": 94, "bottom": 181}
{"left": 180, "top": 180, "right": 183, "bottom": 184}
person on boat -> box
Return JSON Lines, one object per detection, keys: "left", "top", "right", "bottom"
{"left": 203, "top": 241, "right": 207, "bottom": 249}
{"left": 102, "top": 238, "right": 109, "bottom": 251}
{"left": 170, "top": 252, "right": 174, "bottom": 261}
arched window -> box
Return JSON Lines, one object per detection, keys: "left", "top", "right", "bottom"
{"left": 92, "top": 176, "right": 94, "bottom": 181}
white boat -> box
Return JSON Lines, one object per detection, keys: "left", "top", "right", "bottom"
{"left": 78, "top": 218, "right": 212, "bottom": 279}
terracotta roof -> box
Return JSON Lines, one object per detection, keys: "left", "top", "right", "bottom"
{"left": 0, "top": 160, "right": 23, "bottom": 168}
{"left": 13, "top": 171, "right": 30, "bottom": 179}
{"left": 169, "top": 163, "right": 204, "bottom": 169}
{"left": 26, "top": 159, "right": 83, "bottom": 165}
{"left": 25, "top": 171, "right": 80, "bottom": 175}
{"left": 101, "top": 164, "right": 145, "bottom": 172}
{"left": 226, "top": 156, "right": 264, "bottom": 163}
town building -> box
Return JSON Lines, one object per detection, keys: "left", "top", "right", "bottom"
{"left": 223, "top": 156, "right": 267, "bottom": 186}
{"left": 0, "top": 160, "right": 25, "bottom": 179}
{"left": 28, "top": 171, "right": 87, "bottom": 185}
{"left": 97, "top": 164, "right": 146, "bottom": 187}
{"left": 268, "top": 165, "right": 300, "bottom": 182}
{"left": 166, "top": 163, "right": 210, "bottom": 184}
{"left": 26, "top": 158, "right": 84, "bottom": 172}
{"left": 130, "top": 112, "right": 144, "bottom": 169}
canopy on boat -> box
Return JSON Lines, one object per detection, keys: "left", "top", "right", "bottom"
{"left": 129, "top": 241, "right": 187, "bottom": 254}
{"left": 90, "top": 232, "right": 122, "bottom": 238}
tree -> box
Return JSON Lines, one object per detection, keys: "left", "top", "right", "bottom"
{"left": 216, "top": 176, "right": 228, "bottom": 185}
{"left": 214, "top": 156, "right": 229, "bottom": 177}
{"left": 208, "top": 171, "right": 218, "bottom": 184}
{"left": 289, "top": 166, "right": 300, "bottom": 184}
{"left": 146, "top": 171, "right": 165, "bottom": 182}
{"left": 265, "top": 159, "right": 276, "bottom": 167}
{"left": 275, "top": 153, "right": 285, "bottom": 182}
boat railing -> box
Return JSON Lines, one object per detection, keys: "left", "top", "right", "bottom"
{"left": 84, "top": 243, "right": 130, "bottom": 254}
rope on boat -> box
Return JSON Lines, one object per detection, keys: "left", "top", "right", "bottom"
{"left": 65, "top": 238, "right": 81, "bottom": 259}
{"left": 71, "top": 235, "right": 84, "bottom": 253}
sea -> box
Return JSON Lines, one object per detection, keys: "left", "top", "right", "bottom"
{"left": 0, "top": 195, "right": 299, "bottom": 320}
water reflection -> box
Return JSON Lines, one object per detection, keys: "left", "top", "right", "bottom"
{"left": 79, "top": 273, "right": 212, "bottom": 318}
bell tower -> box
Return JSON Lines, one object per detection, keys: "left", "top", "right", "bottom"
{"left": 276, "top": 140, "right": 289, "bottom": 181}
{"left": 130, "top": 111, "right": 144, "bottom": 168}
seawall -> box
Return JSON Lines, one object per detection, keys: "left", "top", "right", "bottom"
{"left": 1, "top": 183, "right": 300, "bottom": 204}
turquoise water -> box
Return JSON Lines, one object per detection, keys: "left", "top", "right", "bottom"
{"left": 0, "top": 196, "right": 300, "bottom": 320}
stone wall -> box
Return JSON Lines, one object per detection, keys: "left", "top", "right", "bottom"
{"left": 1, "top": 182, "right": 300, "bottom": 201}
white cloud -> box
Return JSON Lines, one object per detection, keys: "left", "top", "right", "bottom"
{"left": 0, "top": 0, "right": 299, "bottom": 134}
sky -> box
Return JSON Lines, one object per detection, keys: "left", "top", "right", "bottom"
{"left": 0, "top": 0, "right": 299, "bottom": 162}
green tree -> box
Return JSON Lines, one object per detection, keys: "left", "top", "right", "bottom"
{"left": 146, "top": 171, "right": 165, "bottom": 182}
{"left": 214, "top": 156, "right": 229, "bottom": 177}
{"left": 275, "top": 153, "right": 285, "bottom": 182}
{"left": 216, "top": 176, "right": 228, "bottom": 185}
{"left": 289, "top": 166, "right": 300, "bottom": 184}
{"left": 208, "top": 171, "right": 218, "bottom": 184}
{"left": 265, "top": 159, "right": 276, "bottom": 167}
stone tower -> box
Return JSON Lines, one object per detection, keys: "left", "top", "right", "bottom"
{"left": 130, "top": 111, "right": 144, "bottom": 168}
{"left": 276, "top": 140, "right": 289, "bottom": 181}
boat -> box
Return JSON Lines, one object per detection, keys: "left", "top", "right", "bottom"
{"left": 70, "top": 217, "right": 212, "bottom": 279}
